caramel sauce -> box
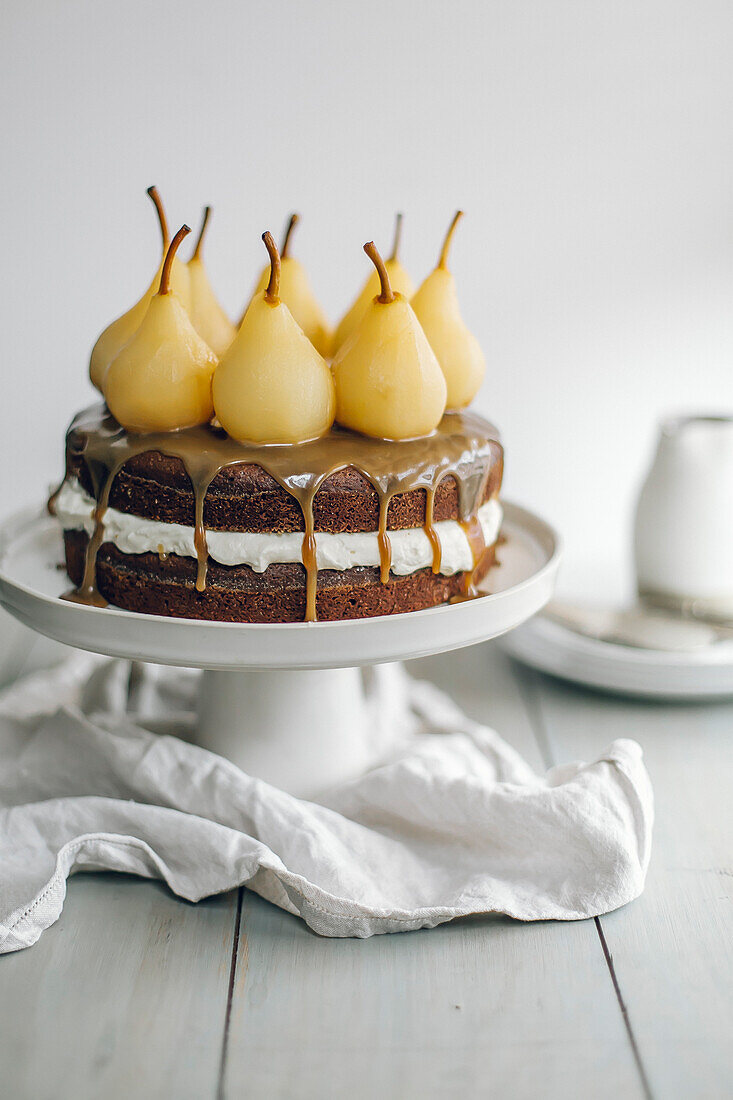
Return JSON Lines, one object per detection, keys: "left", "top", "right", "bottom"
{"left": 59, "top": 404, "right": 502, "bottom": 620}
{"left": 47, "top": 480, "right": 63, "bottom": 517}
{"left": 301, "top": 529, "right": 318, "bottom": 622}
{"left": 377, "top": 492, "right": 393, "bottom": 584}
{"left": 193, "top": 487, "right": 209, "bottom": 592}
{"left": 450, "top": 462, "right": 493, "bottom": 604}
{"left": 62, "top": 464, "right": 114, "bottom": 607}
{"left": 424, "top": 484, "right": 442, "bottom": 574}
{"left": 471, "top": 541, "right": 498, "bottom": 590}
{"left": 460, "top": 514, "right": 488, "bottom": 598}
{"left": 299, "top": 492, "right": 319, "bottom": 622}
{"left": 157, "top": 543, "right": 168, "bottom": 562}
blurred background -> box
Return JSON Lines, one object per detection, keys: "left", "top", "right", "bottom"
{"left": 2, "top": 0, "right": 733, "bottom": 599}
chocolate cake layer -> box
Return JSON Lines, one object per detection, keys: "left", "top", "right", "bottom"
{"left": 67, "top": 443, "right": 503, "bottom": 534}
{"left": 64, "top": 530, "right": 496, "bottom": 622}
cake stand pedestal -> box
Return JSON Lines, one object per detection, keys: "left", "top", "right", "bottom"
{"left": 0, "top": 502, "right": 560, "bottom": 796}
{"left": 196, "top": 667, "right": 375, "bottom": 792}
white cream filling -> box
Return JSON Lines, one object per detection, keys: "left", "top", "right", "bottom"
{"left": 56, "top": 478, "right": 502, "bottom": 577}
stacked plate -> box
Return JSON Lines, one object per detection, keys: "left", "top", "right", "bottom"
{"left": 502, "top": 604, "right": 733, "bottom": 700}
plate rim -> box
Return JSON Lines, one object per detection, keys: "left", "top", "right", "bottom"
{"left": 503, "top": 614, "right": 733, "bottom": 699}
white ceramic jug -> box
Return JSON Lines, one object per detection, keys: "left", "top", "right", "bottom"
{"left": 634, "top": 415, "right": 733, "bottom": 620}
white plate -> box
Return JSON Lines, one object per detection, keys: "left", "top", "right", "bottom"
{"left": 0, "top": 502, "right": 560, "bottom": 672}
{"left": 502, "top": 614, "right": 733, "bottom": 699}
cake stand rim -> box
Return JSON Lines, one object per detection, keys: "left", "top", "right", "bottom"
{"left": 0, "top": 500, "right": 561, "bottom": 670}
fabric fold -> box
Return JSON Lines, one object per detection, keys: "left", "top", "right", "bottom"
{"left": 0, "top": 654, "right": 653, "bottom": 951}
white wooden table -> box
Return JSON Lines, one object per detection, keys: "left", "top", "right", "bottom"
{"left": 1, "top": 640, "right": 731, "bottom": 1099}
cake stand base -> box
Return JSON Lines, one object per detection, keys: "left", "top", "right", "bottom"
{"left": 196, "top": 667, "right": 373, "bottom": 796}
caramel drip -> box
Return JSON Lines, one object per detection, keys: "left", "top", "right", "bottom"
{"left": 451, "top": 461, "right": 494, "bottom": 603}
{"left": 157, "top": 543, "right": 168, "bottom": 562}
{"left": 459, "top": 514, "right": 488, "bottom": 599}
{"left": 62, "top": 501, "right": 109, "bottom": 605}
{"left": 62, "top": 405, "right": 503, "bottom": 621}
{"left": 424, "top": 485, "right": 442, "bottom": 575}
{"left": 471, "top": 542, "right": 497, "bottom": 591}
{"left": 301, "top": 497, "right": 319, "bottom": 622}
{"left": 47, "top": 480, "right": 63, "bottom": 517}
{"left": 61, "top": 457, "right": 123, "bottom": 607}
{"left": 193, "top": 486, "right": 208, "bottom": 591}
{"left": 377, "top": 492, "right": 393, "bottom": 584}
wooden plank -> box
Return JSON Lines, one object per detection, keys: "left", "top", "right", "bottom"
{"left": 0, "top": 873, "right": 237, "bottom": 1100}
{"left": 528, "top": 667, "right": 733, "bottom": 1099}
{"left": 222, "top": 645, "right": 644, "bottom": 1099}
{"left": 411, "top": 642, "right": 551, "bottom": 770}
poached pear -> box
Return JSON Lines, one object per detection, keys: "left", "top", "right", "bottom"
{"left": 411, "top": 210, "right": 485, "bottom": 409}
{"left": 89, "top": 186, "right": 191, "bottom": 393}
{"left": 214, "top": 231, "right": 335, "bottom": 444}
{"left": 243, "top": 214, "right": 333, "bottom": 357}
{"left": 333, "top": 213, "right": 414, "bottom": 352}
{"left": 332, "top": 241, "right": 446, "bottom": 440}
{"left": 187, "top": 206, "right": 236, "bottom": 356}
{"left": 104, "top": 225, "right": 217, "bottom": 433}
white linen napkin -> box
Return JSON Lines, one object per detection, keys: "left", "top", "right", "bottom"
{"left": 0, "top": 653, "right": 653, "bottom": 951}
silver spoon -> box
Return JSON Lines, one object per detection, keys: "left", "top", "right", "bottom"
{"left": 543, "top": 599, "right": 733, "bottom": 652}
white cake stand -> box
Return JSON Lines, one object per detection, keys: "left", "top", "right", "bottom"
{"left": 0, "top": 503, "right": 560, "bottom": 796}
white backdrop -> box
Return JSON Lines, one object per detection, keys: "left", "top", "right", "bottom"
{"left": 3, "top": 0, "right": 733, "bottom": 597}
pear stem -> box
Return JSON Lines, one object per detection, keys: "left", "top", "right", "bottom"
{"left": 263, "top": 232, "right": 281, "bottom": 303}
{"left": 147, "top": 185, "right": 170, "bottom": 249}
{"left": 364, "top": 242, "right": 395, "bottom": 304}
{"left": 159, "top": 224, "right": 191, "bottom": 295}
{"left": 191, "top": 206, "right": 211, "bottom": 261}
{"left": 280, "top": 213, "right": 299, "bottom": 259}
{"left": 438, "top": 209, "right": 464, "bottom": 270}
{"left": 389, "top": 213, "right": 404, "bottom": 262}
